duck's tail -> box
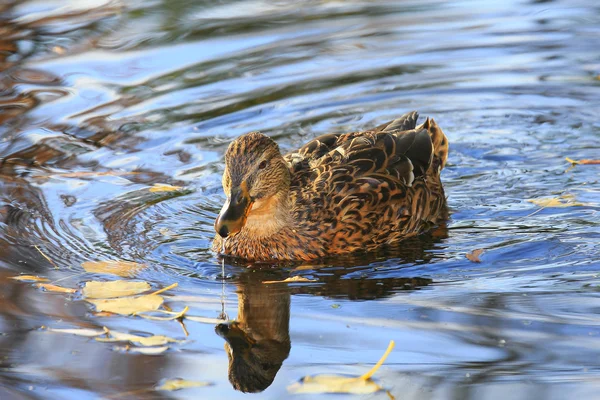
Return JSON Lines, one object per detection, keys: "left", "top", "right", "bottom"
{"left": 421, "top": 117, "right": 448, "bottom": 175}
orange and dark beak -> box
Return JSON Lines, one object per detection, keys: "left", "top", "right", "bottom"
{"left": 215, "top": 181, "right": 253, "bottom": 238}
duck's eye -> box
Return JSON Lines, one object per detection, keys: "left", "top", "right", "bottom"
{"left": 258, "top": 160, "right": 267, "bottom": 170}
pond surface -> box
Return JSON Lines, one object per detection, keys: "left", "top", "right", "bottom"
{"left": 1, "top": 0, "right": 599, "bottom": 399}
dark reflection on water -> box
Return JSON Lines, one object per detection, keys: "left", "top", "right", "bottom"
{"left": 216, "top": 248, "right": 436, "bottom": 393}
{"left": 1, "top": 0, "right": 600, "bottom": 399}
{"left": 216, "top": 271, "right": 292, "bottom": 393}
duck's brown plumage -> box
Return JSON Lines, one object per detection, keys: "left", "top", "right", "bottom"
{"left": 213, "top": 111, "right": 449, "bottom": 261}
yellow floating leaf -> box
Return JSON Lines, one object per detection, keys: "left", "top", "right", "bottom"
{"left": 158, "top": 228, "right": 181, "bottom": 238}
{"left": 263, "top": 276, "right": 317, "bottom": 284}
{"left": 10, "top": 275, "right": 49, "bottom": 282}
{"left": 82, "top": 260, "right": 146, "bottom": 277}
{"left": 34, "top": 245, "right": 59, "bottom": 269}
{"left": 136, "top": 306, "right": 189, "bottom": 321}
{"left": 288, "top": 375, "right": 383, "bottom": 395}
{"left": 83, "top": 280, "right": 151, "bottom": 299}
{"left": 149, "top": 282, "right": 178, "bottom": 296}
{"left": 88, "top": 294, "right": 164, "bottom": 315}
{"left": 157, "top": 378, "right": 211, "bottom": 391}
{"left": 36, "top": 283, "right": 77, "bottom": 293}
{"left": 466, "top": 249, "right": 484, "bottom": 263}
{"left": 566, "top": 157, "right": 600, "bottom": 165}
{"left": 96, "top": 331, "right": 183, "bottom": 346}
{"left": 528, "top": 196, "right": 584, "bottom": 208}
{"left": 288, "top": 340, "right": 395, "bottom": 395}
{"left": 149, "top": 184, "right": 183, "bottom": 193}
{"left": 46, "top": 326, "right": 109, "bottom": 337}
{"left": 93, "top": 311, "right": 116, "bottom": 317}
{"left": 115, "top": 345, "right": 169, "bottom": 355}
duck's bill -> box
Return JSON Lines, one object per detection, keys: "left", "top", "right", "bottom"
{"left": 215, "top": 182, "right": 253, "bottom": 238}
{"left": 215, "top": 322, "right": 255, "bottom": 349}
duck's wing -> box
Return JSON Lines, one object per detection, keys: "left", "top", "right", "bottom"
{"left": 374, "top": 110, "right": 419, "bottom": 132}
{"left": 287, "top": 111, "right": 448, "bottom": 194}
{"left": 286, "top": 111, "right": 431, "bottom": 180}
{"left": 315, "top": 112, "right": 435, "bottom": 184}
{"left": 288, "top": 112, "right": 448, "bottom": 250}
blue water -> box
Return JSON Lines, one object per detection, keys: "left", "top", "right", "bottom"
{"left": 0, "top": 0, "right": 599, "bottom": 399}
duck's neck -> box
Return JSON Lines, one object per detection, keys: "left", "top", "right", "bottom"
{"left": 243, "top": 192, "right": 293, "bottom": 239}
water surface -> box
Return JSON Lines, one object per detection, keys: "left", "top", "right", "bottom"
{"left": 1, "top": 0, "right": 599, "bottom": 399}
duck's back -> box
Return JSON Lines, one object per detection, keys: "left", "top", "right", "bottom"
{"left": 284, "top": 111, "right": 448, "bottom": 254}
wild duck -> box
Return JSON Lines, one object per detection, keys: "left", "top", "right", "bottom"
{"left": 213, "top": 111, "right": 448, "bottom": 261}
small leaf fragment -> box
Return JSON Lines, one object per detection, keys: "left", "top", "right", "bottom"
{"left": 288, "top": 375, "right": 383, "bottom": 395}
{"left": 263, "top": 276, "right": 317, "bottom": 284}
{"left": 288, "top": 340, "right": 395, "bottom": 395}
{"left": 136, "top": 306, "right": 189, "bottom": 321}
{"left": 157, "top": 378, "right": 211, "bottom": 391}
{"left": 83, "top": 280, "right": 151, "bottom": 299}
{"left": 93, "top": 311, "right": 116, "bottom": 317}
{"left": 88, "top": 294, "right": 164, "bottom": 315}
{"left": 36, "top": 283, "right": 77, "bottom": 293}
{"left": 82, "top": 260, "right": 146, "bottom": 277}
{"left": 149, "top": 282, "right": 178, "bottom": 296}
{"left": 466, "top": 249, "right": 484, "bottom": 263}
{"left": 566, "top": 157, "right": 600, "bottom": 165}
{"left": 528, "top": 195, "right": 584, "bottom": 208}
{"left": 10, "top": 275, "right": 50, "bottom": 282}
{"left": 149, "top": 184, "right": 183, "bottom": 193}
{"left": 46, "top": 326, "right": 109, "bottom": 337}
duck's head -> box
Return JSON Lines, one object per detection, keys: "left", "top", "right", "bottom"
{"left": 215, "top": 132, "right": 291, "bottom": 238}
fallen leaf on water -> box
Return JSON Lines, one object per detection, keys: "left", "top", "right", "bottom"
{"left": 93, "top": 311, "right": 116, "bottom": 317}
{"left": 46, "top": 326, "right": 109, "bottom": 337}
{"left": 82, "top": 260, "right": 146, "bottom": 277}
{"left": 149, "top": 184, "right": 183, "bottom": 193}
{"left": 528, "top": 195, "right": 584, "bottom": 208}
{"left": 158, "top": 228, "right": 181, "bottom": 238}
{"left": 149, "top": 282, "right": 178, "bottom": 296}
{"left": 83, "top": 280, "right": 151, "bottom": 299}
{"left": 88, "top": 295, "right": 164, "bottom": 315}
{"left": 288, "top": 340, "right": 395, "bottom": 395}
{"left": 10, "top": 275, "right": 49, "bottom": 282}
{"left": 115, "top": 345, "right": 169, "bottom": 355}
{"left": 36, "top": 283, "right": 77, "bottom": 293}
{"left": 157, "top": 378, "right": 211, "bottom": 391}
{"left": 466, "top": 249, "right": 484, "bottom": 263}
{"left": 34, "top": 245, "right": 59, "bottom": 269}
{"left": 136, "top": 306, "right": 189, "bottom": 321}
{"left": 289, "top": 375, "right": 383, "bottom": 395}
{"left": 566, "top": 157, "right": 600, "bottom": 165}
{"left": 263, "top": 276, "right": 317, "bottom": 284}
{"left": 96, "top": 331, "right": 183, "bottom": 346}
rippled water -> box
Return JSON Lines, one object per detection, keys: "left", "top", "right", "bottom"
{"left": 1, "top": 0, "right": 599, "bottom": 398}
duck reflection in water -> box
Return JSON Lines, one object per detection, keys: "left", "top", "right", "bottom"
{"left": 215, "top": 272, "right": 291, "bottom": 393}
{"left": 214, "top": 228, "right": 446, "bottom": 393}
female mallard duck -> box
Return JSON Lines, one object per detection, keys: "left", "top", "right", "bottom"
{"left": 213, "top": 111, "right": 448, "bottom": 261}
